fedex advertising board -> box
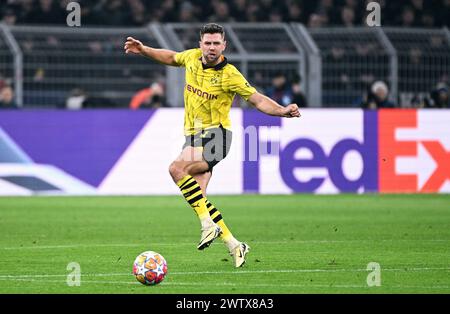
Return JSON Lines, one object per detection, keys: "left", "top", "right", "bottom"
{"left": 0, "top": 109, "right": 448, "bottom": 195}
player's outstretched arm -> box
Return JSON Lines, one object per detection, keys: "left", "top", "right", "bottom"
{"left": 124, "top": 37, "right": 178, "bottom": 66}
{"left": 248, "top": 92, "right": 301, "bottom": 118}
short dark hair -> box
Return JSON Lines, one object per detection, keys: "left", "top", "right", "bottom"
{"left": 200, "top": 23, "right": 225, "bottom": 40}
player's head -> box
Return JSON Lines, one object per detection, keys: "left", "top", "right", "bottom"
{"left": 199, "top": 23, "right": 227, "bottom": 64}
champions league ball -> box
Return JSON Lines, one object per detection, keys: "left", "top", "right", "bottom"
{"left": 133, "top": 251, "right": 168, "bottom": 285}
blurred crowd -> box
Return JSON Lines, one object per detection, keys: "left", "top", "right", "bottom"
{"left": 64, "top": 75, "right": 448, "bottom": 110}
{"left": 1, "top": 0, "right": 449, "bottom": 27}
{"left": 359, "top": 80, "right": 449, "bottom": 109}
{"left": 1, "top": 0, "right": 449, "bottom": 110}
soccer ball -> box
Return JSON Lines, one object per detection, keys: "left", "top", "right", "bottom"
{"left": 133, "top": 251, "right": 168, "bottom": 285}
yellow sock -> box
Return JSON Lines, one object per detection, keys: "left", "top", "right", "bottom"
{"left": 177, "top": 175, "right": 211, "bottom": 222}
{"left": 205, "top": 200, "right": 240, "bottom": 251}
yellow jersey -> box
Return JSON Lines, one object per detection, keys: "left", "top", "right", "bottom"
{"left": 174, "top": 48, "right": 257, "bottom": 135}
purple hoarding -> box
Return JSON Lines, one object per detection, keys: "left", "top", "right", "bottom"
{"left": 0, "top": 110, "right": 155, "bottom": 187}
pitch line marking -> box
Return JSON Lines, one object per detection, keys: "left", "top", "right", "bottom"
{"left": 0, "top": 278, "right": 449, "bottom": 290}
{"left": 0, "top": 267, "right": 448, "bottom": 279}
{"left": 1, "top": 239, "right": 449, "bottom": 250}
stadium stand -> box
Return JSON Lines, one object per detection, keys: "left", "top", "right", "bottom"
{"left": 1, "top": 1, "right": 449, "bottom": 28}
{"left": 0, "top": 0, "right": 449, "bottom": 108}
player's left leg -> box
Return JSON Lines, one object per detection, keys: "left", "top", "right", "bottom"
{"left": 171, "top": 150, "right": 238, "bottom": 251}
{"left": 194, "top": 171, "right": 241, "bottom": 252}
{"left": 192, "top": 169, "right": 211, "bottom": 195}
{"left": 171, "top": 127, "right": 250, "bottom": 266}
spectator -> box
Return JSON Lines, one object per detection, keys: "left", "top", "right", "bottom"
{"left": 421, "top": 13, "right": 435, "bottom": 27}
{"left": 400, "top": 6, "right": 416, "bottom": 27}
{"left": 345, "top": 0, "right": 359, "bottom": 10}
{"left": 65, "top": 88, "right": 87, "bottom": 110}
{"left": 0, "top": 85, "right": 18, "bottom": 109}
{"left": 266, "top": 73, "right": 293, "bottom": 107}
{"left": 269, "top": 9, "right": 283, "bottom": 23}
{"left": 360, "top": 81, "right": 395, "bottom": 109}
{"left": 230, "top": 0, "right": 247, "bottom": 21}
{"left": 424, "top": 83, "right": 449, "bottom": 108}
{"left": 129, "top": 82, "right": 167, "bottom": 109}
{"left": 291, "top": 75, "right": 308, "bottom": 108}
{"left": 259, "top": 0, "right": 277, "bottom": 21}
{"left": 315, "top": 0, "right": 334, "bottom": 16}
{"left": 340, "top": 6, "right": 355, "bottom": 27}
{"left": 179, "top": 2, "right": 198, "bottom": 23}
{"left": 208, "top": 1, "right": 233, "bottom": 23}
{"left": 408, "top": 48, "right": 423, "bottom": 69}
{"left": 1, "top": 8, "right": 17, "bottom": 25}
{"left": 249, "top": 71, "right": 265, "bottom": 93}
{"left": 286, "top": 1, "right": 304, "bottom": 22}
{"left": 308, "top": 13, "right": 327, "bottom": 28}
{"left": 33, "top": 68, "right": 45, "bottom": 82}
{"left": 127, "top": 0, "right": 147, "bottom": 26}
{"left": 331, "top": 45, "right": 346, "bottom": 61}
{"left": 245, "top": 1, "right": 262, "bottom": 22}
{"left": 158, "top": 0, "right": 178, "bottom": 22}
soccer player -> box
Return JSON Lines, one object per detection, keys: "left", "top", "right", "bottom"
{"left": 124, "top": 23, "right": 300, "bottom": 267}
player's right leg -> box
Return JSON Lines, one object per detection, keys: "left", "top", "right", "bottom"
{"left": 192, "top": 162, "right": 250, "bottom": 267}
{"left": 194, "top": 172, "right": 242, "bottom": 250}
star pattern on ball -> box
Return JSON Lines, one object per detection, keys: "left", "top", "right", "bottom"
{"left": 137, "top": 263, "right": 148, "bottom": 276}
{"left": 154, "top": 262, "right": 166, "bottom": 277}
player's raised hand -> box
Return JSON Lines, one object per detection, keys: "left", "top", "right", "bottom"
{"left": 282, "top": 104, "right": 301, "bottom": 118}
{"left": 124, "top": 37, "right": 144, "bottom": 55}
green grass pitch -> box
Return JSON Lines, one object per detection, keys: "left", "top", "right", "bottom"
{"left": 0, "top": 194, "right": 449, "bottom": 294}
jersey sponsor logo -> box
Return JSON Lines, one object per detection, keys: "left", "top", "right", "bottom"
{"left": 186, "top": 84, "right": 218, "bottom": 100}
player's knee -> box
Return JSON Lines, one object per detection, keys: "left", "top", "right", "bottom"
{"left": 168, "top": 162, "right": 179, "bottom": 177}
{"left": 184, "top": 164, "right": 197, "bottom": 176}
{"left": 185, "top": 162, "right": 209, "bottom": 176}
{"left": 168, "top": 161, "right": 186, "bottom": 180}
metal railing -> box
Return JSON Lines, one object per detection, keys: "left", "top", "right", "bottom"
{"left": 0, "top": 23, "right": 449, "bottom": 108}
{"left": 0, "top": 23, "right": 22, "bottom": 107}
{"left": 308, "top": 27, "right": 394, "bottom": 107}
{"left": 1, "top": 24, "right": 167, "bottom": 108}
{"left": 383, "top": 27, "right": 450, "bottom": 107}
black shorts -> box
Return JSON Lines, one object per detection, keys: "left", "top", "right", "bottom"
{"left": 182, "top": 126, "right": 232, "bottom": 171}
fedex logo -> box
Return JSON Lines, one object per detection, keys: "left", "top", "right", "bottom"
{"left": 379, "top": 110, "right": 450, "bottom": 193}
{"left": 243, "top": 110, "right": 450, "bottom": 193}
